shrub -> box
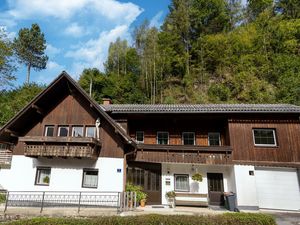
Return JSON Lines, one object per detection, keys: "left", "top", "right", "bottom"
{"left": 7, "top": 213, "right": 276, "bottom": 225}
{"left": 125, "top": 182, "right": 147, "bottom": 203}
{"left": 0, "top": 193, "right": 6, "bottom": 203}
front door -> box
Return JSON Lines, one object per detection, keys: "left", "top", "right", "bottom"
{"left": 207, "top": 173, "right": 224, "bottom": 206}
{"left": 127, "top": 162, "right": 161, "bottom": 204}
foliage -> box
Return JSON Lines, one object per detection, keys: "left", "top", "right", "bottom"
{"left": 7, "top": 213, "right": 276, "bottom": 225}
{"left": 0, "top": 193, "right": 6, "bottom": 203}
{"left": 43, "top": 176, "right": 50, "bottom": 184}
{"left": 0, "top": 83, "right": 45, "bottom": 126}
{"left": 13, "top": 23, "right": 48, "bottom": 83}
{"left": 192, "top": 173, "right": 203, "bottom": 182}
{"left": 0, "top": 28, "right": 16, "bottom": 88}
{"left": 166, "top": 191, "right": 176, "bottom": 198}
{"left": 125, "top": 182, "right": 147, "bottom": 203}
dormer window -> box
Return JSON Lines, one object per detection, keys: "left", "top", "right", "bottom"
{"left": 72, "top": 126, "right": 83, "bottom": 137}
{"left": 58, "top": 126, "right": 69, "bottom": 137}
{"left": 136, "top": 131, "right": 144, "bottom": 143}
{"left": 44, "top": 126, "right": 54, "bottom": 136}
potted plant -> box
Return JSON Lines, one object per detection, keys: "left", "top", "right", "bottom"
{"left": 125, "top": 182, "right": 147, "bottom": 207}
{"left": 166, "top": 191, "right": 176, "bottom": 208}
{"left": 43, "top": 176, "right": 50, "bottom": 184}
{"left": 192, "top": 173, "right": 203, "bottom": 182}
{"left": 139, "top": 192, "right": 147, "bottom": 207}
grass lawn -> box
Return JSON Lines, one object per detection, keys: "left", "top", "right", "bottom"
{"left": 4, "top": 213, "right": 276, "bottom": 225}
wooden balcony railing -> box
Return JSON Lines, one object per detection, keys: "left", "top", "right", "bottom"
{"left": 20, "top": 136, "right": 101, "bottom": 159}
{"left": 129, "top": 144, "right": 233, "bottom": 165}
{"left": 0, "top": 143, "right": 12, "bottom": 168}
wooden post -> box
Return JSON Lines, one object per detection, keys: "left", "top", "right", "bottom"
{"left": 78, "top": 192, "right": 82, "bottom": 213}
{"left": 4, "top": 191, "right": 9, "bottom": 212}
{"left": 40, "top": 192, "right": 45, "bottom": 213}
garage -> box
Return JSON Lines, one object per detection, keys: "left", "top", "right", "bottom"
{"left": 255, "top": 167, "right": 300, "bottom": 211}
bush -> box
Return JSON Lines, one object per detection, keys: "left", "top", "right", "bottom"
{"left": 7, "top": 213, "right": 276, "bottom": 225}
{"left": 0, "top": 193, "right": 6, "bottom": 203}
{"left": 125, "top": 182, "right": 147, "bottom": 203}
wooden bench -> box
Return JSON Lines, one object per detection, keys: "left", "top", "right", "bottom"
{"left": 175, "top": 193, "right": 208, "bottom": 207}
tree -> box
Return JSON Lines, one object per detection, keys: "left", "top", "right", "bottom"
{"left": 0, "top": 28, "right": 16, "bottom": 89}
{"left": 13, "top": 23, "right": 48, "bottom": 84}
{"left": 246, "top": 0, "right": 273, "bottom": 21}
{"left": 275, "top": 0, "right": 300, "bottom": 19}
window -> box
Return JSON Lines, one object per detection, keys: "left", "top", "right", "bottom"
{"left": 136, "top": 131, "right": 144, "bottom": 143}
{"left": 157, "top": 132, "right": 169, "bottom": 145}
{"left": 72, "top": 126, "right": 83, "bottom": 137}
{"left": 182, "top": 132, "right": 195, "bottom": 145}
{"left": 253, "top": 129, "right": 277, "bottom": 146}
{"left": 82, "top": 169, "right": 98, "bottom": 188}
{"left": 86, "top": 126, "right": 96, "bottom": 138}
{"left": 35, "top": 167, "right": 51, "bottom": 186}
{"left": 58, "top": 126, "right": 69, "bottom": 137}
{"left": 44, "top": 126, "right": 54, "bottom": 136}
{"left": 174, "top": 174, "right": 189, "bottom": 192}
{"left": 208, "top": 133, "right": 221, "bottom": 146}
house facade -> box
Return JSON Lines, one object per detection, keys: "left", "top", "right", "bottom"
{"left": 0, "top": 72, "right": 299, "bottom": 211}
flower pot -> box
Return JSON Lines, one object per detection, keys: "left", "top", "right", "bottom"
{"left": 140, "top": 199, "right": 146, "bottom": 207}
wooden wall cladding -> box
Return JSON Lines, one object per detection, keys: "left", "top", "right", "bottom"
{"left": 228, "top": 119, "right": 300, "bottom": 163}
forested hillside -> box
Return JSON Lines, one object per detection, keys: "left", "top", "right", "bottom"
{"left": 79, "top": 0, "right": 300, "bottom": 105}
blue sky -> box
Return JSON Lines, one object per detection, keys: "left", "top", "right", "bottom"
{"left": 0, "top": 0, "right": 171, "bottom": 86}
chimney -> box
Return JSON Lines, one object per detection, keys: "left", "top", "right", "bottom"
{"left": 102, "top": 98, "right": 112, "bottom": 105}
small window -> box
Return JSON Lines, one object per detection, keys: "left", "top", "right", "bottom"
{"left": 35, "top": 167, "right": 51, "bottom": 186}
{"left": 157, "top": 132, "right": 169, "bottom": 145}
{"left": 82, "top": 169, "right": 98, "bottom": 188}
{"left": 174, "top": 174, "right": 189, "bottom": 192}
{"left": 208, "top": 133, "right": 221, "bottom": 146}
{"left": 136, "top": 131, "right": 144, "bottom": 143}
{"left": 182, "top": 132, "right": 195, "bottom": 145}
{"left": 72, "top": 126, "right": 83, "bottom": 137}
{"left": 58, "top": 126, "right": 69, "bottom": 137}
{"left": 86, "top": 126, "right": 96, "bottom": 138}
{"left": 44, "top": 126, "right": 54, "bottom": 137}
{"left": 253, "top": 129, "right": 277, "bottom": 146}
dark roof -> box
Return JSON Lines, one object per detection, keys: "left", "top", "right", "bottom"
{"left": 101, "top": 104, "right": 300, "bottom": 114}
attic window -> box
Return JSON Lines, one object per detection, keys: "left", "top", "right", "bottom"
{"left": 72, "top": 126, "right": 83, "bottom": 137}
{"left": 44, "top": 126, "right": 54, "bottom": 136}
{"left": 58, "top": 126, "right": 69, "bottom": 137}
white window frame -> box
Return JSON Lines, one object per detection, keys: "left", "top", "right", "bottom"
{"left": 252, "top": 128, "right": 277, "bottom": 147}
{"left": 85, "top": 126, "right": 96, "bottom": 138}
{"left": 58, "top": 126, "right": 69, "bottom": 137}
{"left": 35, "top": 167, "right": 51, "bottom": 186}
{"left": 157, "top": 131, "right": 169, "bottom": 145}
{"left": 136, "top": 131, "right": 144, "bottom": 143}
{"left": 182, "top": 132, "right": 195, "bottom": 145}
{"left": 82, "top": 169, "right": 98, "bottom": 188}
{"left": 44, "top": 125, "right": 54, "bottom": 137}
{"left": 208, "top": 132, "right": 221, "bottom": 146}
{"left": 72, "top": 126, "right": 84, "bottom": 137}
{"left": 174, "top": 174, "right": 189, "bottom": 192}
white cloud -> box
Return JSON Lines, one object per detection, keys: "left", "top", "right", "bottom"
{"left": 150, "top": 11, "right": 164, "bottom": 28}
{"left": 46, "top": 44, "right": 61, "bottom": 56}
{"left": 65, "top": 25, "right": 129, "bottom": 75}
{"left": 34, "top": 60, "right": 65, "bottom": 84}
{"left": 64, "top": 23, "right": 86, "bottom": 37}
{"left": 6, "top": 0, "right": 143, "bottom": 24}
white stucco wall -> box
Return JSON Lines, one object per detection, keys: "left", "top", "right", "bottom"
{"left": 0, "top": 156, "right": 124, "bottom": 192}
{"left": 161, "top": 163, "right": 234, "bottom": 205}
{"left": 233, "top": 165, "right": 258, "bottom": 208}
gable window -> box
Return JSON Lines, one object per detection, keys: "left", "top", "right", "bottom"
{"left": 58, "top": 126, "right": 69, "bottom": 137}
{"left": 86, "top": 126, "right": 96, "bottom": 138}
{"left": 72, "top": 126, "right": 83, "bottom": 137}
{"left": 136, "top": 131, "right": 144, "bottom": 143}
{"left": 253, "top": 129, "right": 277, "bottom": 146}
{"left": 208, "top": 133, "right": 221, "bottom": 146}
{"left": 35, "top": 167, "right": 51, "bottom": 186}
{"left": 82, "top": 169, "right": 98, "bottom": 188}
{"left": 157, "top": 132, "right": 169, "bottom": 145}
{"left": 44, "top": 126, "right": 54, "bottom": 136}
{"left": 174, "top": 174, "right": 189, "bottom": 192}
{"left": 182, "top": 132, "right": 195, "bottom": 145}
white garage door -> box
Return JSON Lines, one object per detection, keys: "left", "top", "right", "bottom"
{"left": 255, "top": 167, "right": 300, "bottom": 211}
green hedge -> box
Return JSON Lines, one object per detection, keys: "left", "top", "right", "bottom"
{"left": 6, "top": 213, "right": 276, "bottom": 225}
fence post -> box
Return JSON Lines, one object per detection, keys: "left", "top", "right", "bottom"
{"left": 117, "top": 192, "right": 121, "bottom": 213}
{"left": 4, "top": 191, "right": 9, "bottom": 212}
{"left": 123, "top": 192, "right": 127, "bottom": 211}
{"left": 130, "top": 192, "right": 133, "bottom": 210}
{"left": 134, "top": 192, "right": 137, "bottom": 209}
{"left": 40, "top": 191, "right": 45, "bottom": 213}
{"left": 78, "top": 192, "right": 82, "bottom": 213}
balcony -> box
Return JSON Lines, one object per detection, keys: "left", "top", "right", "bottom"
{"left": 0, "top": 143, "right": 12, "bottom": 168}
{"left": 20, "top": 136, "right": 101, "bottom": 159}
{"left": 130, "top": 144, "right": 233, "bottom": 165}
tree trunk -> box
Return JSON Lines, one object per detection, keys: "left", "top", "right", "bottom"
{"left": 26, "top": 63, "right": 31, "bottom": 84}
